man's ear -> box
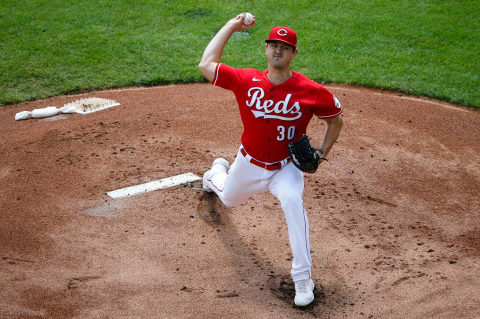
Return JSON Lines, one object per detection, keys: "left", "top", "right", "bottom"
{"left": 293, "top": 48, "right": 298, "bottom": 58}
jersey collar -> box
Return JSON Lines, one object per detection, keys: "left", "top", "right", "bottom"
{"left": 263, "top": 70, "right": 296, "bottom": 87}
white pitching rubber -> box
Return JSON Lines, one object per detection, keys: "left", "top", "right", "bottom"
{"left": 107, "top": 172, "right": 201, "bottom": 198}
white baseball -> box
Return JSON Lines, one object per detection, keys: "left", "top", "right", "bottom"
{"left": 243, "top": 12, "right": 254, "bottom": 25}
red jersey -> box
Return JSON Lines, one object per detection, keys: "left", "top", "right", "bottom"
{"left": 213, "top": 63, "right": 342, "bottom": 163}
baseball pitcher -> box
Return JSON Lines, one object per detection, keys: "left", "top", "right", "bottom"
{"left": 198, "top": 13, "right": 344, "bottom": 307}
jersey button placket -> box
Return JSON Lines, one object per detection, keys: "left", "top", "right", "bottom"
{"left": 268, "top": 87, "right": 274, "bottom": 122}
{"left": 265, "top": 85, "right": 275, "bottom": 161}
{"left": 266, "top": 88, "right": 271, "bottom": 124}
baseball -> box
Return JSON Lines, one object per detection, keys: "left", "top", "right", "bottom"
{"left": 243, "top": 12, "right": 254, "bottom": 25}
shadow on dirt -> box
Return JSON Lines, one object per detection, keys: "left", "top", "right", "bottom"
{"left": 195, "top": 189, "right": 349, "bottom": 317}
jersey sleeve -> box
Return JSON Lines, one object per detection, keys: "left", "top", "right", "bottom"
{"left": 312, "top": 87, "right": 343, "bottom": 118}
{"left": 212, "top": 63, "right": 243, "bottom": 91}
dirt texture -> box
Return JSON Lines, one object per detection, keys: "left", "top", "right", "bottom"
{"left": 1, "top": 83, "right": 479, "bottom": 319}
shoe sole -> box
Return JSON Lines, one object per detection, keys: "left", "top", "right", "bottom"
{"left": 294, "top": 296, "right": 314, "bottom": 307}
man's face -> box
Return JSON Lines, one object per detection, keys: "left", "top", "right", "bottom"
{"left": 265, "top": 41, "right": 297, "bottom": 69}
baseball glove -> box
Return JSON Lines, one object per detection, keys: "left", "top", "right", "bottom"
{"left": 288, "top": 134, "right": 327, "bottom": 173}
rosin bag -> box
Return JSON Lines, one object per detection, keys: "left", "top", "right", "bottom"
{"left": 31, "top": 106, "right": 60, "bottom": 118}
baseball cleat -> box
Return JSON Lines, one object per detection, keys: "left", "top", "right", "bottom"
{"left": 203, "top": 158, "right": 229, "bottom": 192}
{"left": 294, "top": 278, "right": 315, "bottom": 307}
{"left": 202, "top": 170, "right": 213, "bottom": 192}
{"left": 212, "top": 158, "right": 230, "bottom": 171}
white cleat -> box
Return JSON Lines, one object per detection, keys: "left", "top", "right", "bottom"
{"left": 202, "top": 170, "right": 213, "bottom": 192}
{"left": 212, "top": 158, "right": 230, "bottom": 171}
{"left": 294, "top": 278, "right": 315, "bottom": 307}
{"left": 203, "top": 158, "right": 230, "bottom": 193}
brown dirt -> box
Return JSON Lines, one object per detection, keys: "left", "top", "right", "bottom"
{"left": 1, "top": 83, "right": 479, "bottom": 319}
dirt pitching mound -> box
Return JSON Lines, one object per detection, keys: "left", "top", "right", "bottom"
{"left": 1, "top": 83, "right": 479, "bottom": 318}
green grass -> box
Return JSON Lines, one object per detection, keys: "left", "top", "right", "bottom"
{"left": 1, "top": 0, "right": 479, "bottom": 107}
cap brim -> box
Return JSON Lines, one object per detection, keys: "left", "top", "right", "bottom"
{"left": 265, "top": 39, "right": 296, "bottom": 49}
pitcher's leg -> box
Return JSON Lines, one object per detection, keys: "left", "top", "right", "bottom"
{"left": 204, "top": 149, "right": 268, "bottom": 207}
{"left": 269, "top": 163, "right": 312, "bottom": 281}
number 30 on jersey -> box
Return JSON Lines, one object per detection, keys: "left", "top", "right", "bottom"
{"left": 277, "top": 125, "right": 295, "bottom": 141}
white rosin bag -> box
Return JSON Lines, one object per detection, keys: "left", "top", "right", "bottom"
{"left": 15, "top": 97, "right": 120, "bottom": 120}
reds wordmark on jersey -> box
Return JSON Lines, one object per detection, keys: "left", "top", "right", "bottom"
{"left": 213, "top": 63, "right": 342, "bottom": 163}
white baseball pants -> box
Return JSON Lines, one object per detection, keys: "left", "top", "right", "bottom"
{"left": 205, "top": 147, "right": 312, "bottom": 282}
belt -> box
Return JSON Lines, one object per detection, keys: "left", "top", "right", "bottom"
{"left": 240, "top": 148, "right": 289, "bottom": 171}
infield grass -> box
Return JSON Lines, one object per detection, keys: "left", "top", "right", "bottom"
{"left": 1, "top": 0, "right": 479, "bottom": 107}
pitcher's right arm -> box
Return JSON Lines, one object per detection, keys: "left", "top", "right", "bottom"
{"left": 198, "top": 13, "right": 255, "bottom": 82}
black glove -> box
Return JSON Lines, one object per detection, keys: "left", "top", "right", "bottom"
{"left": 288, "top": 134, "right": 327, "bottom": 173}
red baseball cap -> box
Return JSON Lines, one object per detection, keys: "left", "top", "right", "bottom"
{"left": 265, "top": 26, "right": 297, "bottom": 48}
